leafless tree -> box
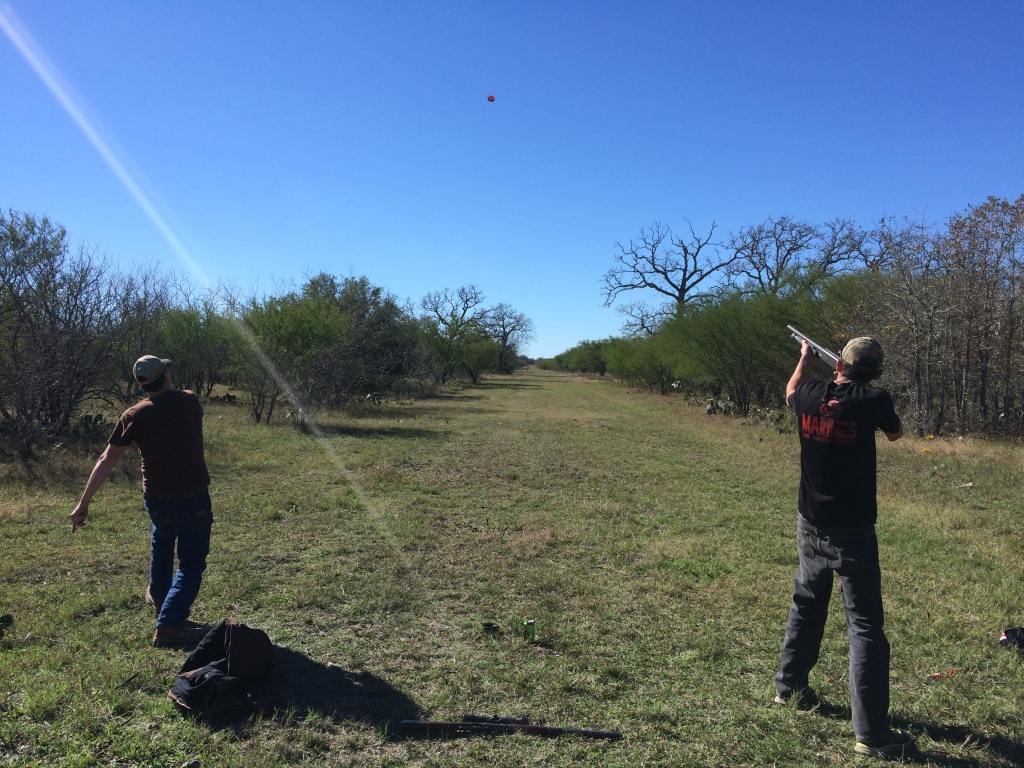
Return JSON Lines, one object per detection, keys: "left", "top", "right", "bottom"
{"left": 815, "top": 219, "right": 869, "bottom": 275}
{"left": 858, "top": 198, "right": 1024, "bottom": 436}
{"left": 942, "top": 196, "right": 1024, "bottom": 433}
{"left": 852, "top": 220, "right": 900, "bottom": 272}
{"left": 419, "top": 286, "right": 489, "bottom": 383}
{"left": 421, "top": 285, "right": 487, "bottom": 329}
{"left": 0, "top": 210, "right": 162, "bottom": 461}
{"left": 602, "top": 221, "right": 737, "bottom": 335}
{"left": 873, "top": 215, "right": 954, "bottom": 435}
{"left": 727, "top": 216, "right": 819, "bottom": 295}
{"left": 483, "top": 303, "right": 535, "bottom": 373}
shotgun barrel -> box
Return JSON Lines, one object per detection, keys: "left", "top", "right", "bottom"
{"left": 787, "top": 325, "right": 841, "bottom": 372}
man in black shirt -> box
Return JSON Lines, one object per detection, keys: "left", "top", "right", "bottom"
{"left": 774, "top": 336, "right": 912, "bottom": 758}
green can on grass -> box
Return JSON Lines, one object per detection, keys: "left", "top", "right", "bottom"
{"left": 522, "top": 619, "right": 535, "bottom": 642}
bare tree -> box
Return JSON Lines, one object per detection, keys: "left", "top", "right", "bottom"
{"left": 602, "top": 221, "right": 737, "bottom": 335}
{"left": 849, "top": 221, "right": 896, "bottom": 273}
{"left": 483, "top": 303, "right": 534, "bottom": 373}
{"left": 942, "top": 196, "right": 1024, "bottom": 434}
{"left": 814, "top": 219, "right": 868, "bottom": 275}
{"left": 727, "top": 216, "right": 819, "bottom": 295}
{"left": 0, "top": 210, "right": 161, "bottom": 461}
{"left": 419, "top": 286, "right": 489, "bottom": 383}
{"left": 728, "top": 217, "right": 870, "bottom": 297}
{"left": 421, "top": 285, "right": 487, "bottom": 328}
{"left": 607, "top": 301, "right": 667, "bottom": 337}
{"left": 874, "top": 216, "right": 953, "bottom": 436}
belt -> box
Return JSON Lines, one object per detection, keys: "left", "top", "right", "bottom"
{"left": 144, "top": 488, "right": 207, "bottom": 501}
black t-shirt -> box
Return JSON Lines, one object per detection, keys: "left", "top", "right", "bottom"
{"left": 789, "top": 379, "right": 900, "bottom": 528}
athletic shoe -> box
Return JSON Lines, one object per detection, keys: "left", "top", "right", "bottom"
{"left": 773, "top": 687, "right": 819, "bottom": 709}
{"left": 153, "top": 621, "right": 210, "bottom": 648}
{"left": 854, "top": 728, "right": 914, "bottom": 758}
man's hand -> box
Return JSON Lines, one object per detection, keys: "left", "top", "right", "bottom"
{"left": 70, "top": 443, "right": 129, "bottom": 534}
{"left": 70, "top": 502, "right": 89, "bottom": 533}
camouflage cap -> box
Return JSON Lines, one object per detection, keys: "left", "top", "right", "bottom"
{"left": 840, "top": 337, "right": 884, "bottom": 381}
{"left": 134, "top": 355, "right": 172, "bottom": 385}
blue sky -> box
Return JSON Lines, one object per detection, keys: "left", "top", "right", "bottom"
{"left": 2, "top": 2, "right": 1022, "bottom": 358}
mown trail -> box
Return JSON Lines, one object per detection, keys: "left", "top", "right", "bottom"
{"left": 2, "top": 368, "right": 1023, "bottom": 766}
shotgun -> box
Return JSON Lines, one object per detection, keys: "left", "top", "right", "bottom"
{"left": 787, "top": 325, "right": 842, "bottom": 373}
{"left": 398, "top": 714, "right": 622, "bottom": 740}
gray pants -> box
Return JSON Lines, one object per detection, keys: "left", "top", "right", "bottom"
{"left": 775, "top": 517, "right": 891, "bottom": 741}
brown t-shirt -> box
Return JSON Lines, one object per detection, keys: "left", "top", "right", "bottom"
{"left": 108, "top": 389, "right": 211, "bottom": 497}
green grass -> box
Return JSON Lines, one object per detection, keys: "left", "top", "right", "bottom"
{"left": 2, "top": 369, "right": 1024, "bottom": 766}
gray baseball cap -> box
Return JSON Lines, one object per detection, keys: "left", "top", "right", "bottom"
{"left": 134, "top": 355, "right": 172, "bottom": 385}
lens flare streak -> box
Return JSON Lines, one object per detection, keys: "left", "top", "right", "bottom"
{"left": 0, "top": 4, "right": 422, "bottom": 606}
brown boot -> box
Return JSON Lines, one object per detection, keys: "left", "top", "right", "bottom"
{"left": 153, "top": 621, "right": 210, "bottom": 648}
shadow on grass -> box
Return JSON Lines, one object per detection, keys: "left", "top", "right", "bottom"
{"left": 197, "top": 645, "right": 421, "bottom": 737}
{"left": 476, "top": 381, "right": 541, "bottom": 390}
{"left": 270, "top": 646, "right": 420, "bottom": 729}
{"left": 419, "top": 391, "right": 479, "bottom": 402}
{"left": 788, "top": 694, "right": 850, "bottom": 722}
{"left": 893, "top": 718, "right": 1024, "bottom": 767}
{"left": 314, "top": 424, "right": 446, "bottom": 440}
{"left": 792, "top": 696, "right": 1024, "bottom": 766}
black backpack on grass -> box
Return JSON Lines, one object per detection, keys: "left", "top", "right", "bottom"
{"left": 168, "top": 618, "right": 275, "bottom": 717}
{"left": 1000, "top": 627, "right": 1024, "bottom": 650}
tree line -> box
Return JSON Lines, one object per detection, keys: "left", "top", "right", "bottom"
{"left": 539, "top": 195, "right": 1024, "bottom": 438}
{"left": 0, "top": 209, "right": 534, "bottom": 461}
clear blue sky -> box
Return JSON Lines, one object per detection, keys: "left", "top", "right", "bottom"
{"left": 2, "top": 2, "right": 1022, "bottom": 358}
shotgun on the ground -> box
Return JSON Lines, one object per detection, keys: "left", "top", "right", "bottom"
{"left": 398, "top": 714, "right": 622, "bottom": 740}
{"left": 787, "top": 325, "right": 841, "bottom": 373}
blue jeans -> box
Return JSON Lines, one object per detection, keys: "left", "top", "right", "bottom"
{"left": 775, "top": 517, "right": 891, "bottom": 742}
{"left": 144, "top": 489, "right": 213, "bottom": 628}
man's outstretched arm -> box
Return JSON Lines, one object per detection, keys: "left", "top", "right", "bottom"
{"left": 786, "top": 340, "right": 816, "bottom": 406}
{"left": 70, "top": 443, "right": 129, "bottom": 532}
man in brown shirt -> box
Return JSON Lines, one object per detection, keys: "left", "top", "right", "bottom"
{"left": 70, "top": 355, "right": 213, "bottom": 648}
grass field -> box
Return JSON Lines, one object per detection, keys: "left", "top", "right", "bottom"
{"left": 2, "top": 368, "right": 1024, "bottom": 767}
